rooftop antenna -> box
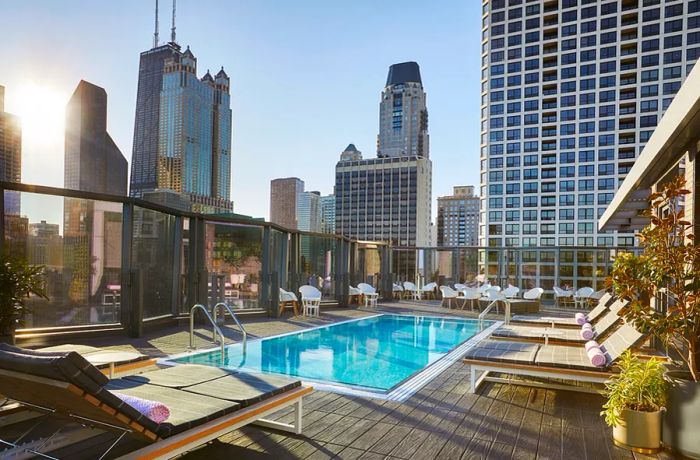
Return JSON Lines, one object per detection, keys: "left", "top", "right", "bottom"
{"left": 153, "top": 0, "right": 159, "bottom": 47}
{"left": 170, "top": 0, "right": 177, "bottom": 44}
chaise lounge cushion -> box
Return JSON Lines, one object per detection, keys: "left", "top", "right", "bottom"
{"left": 534, "top": 345, "right": 603, "bottom": 371}
{"left": 183, "top": 371, "right": 301, "bottom": 408}
{"left": 463, "top": 340, "right": 539, "bottom": 364}
{"left": 107, "top": 379, "right": 240, "bottom": 437}
{"left": 491, "top": 325, "right": 584, "bottom": 343}
{"left": 124, "top": 364, "right": 230, "bottom": 388}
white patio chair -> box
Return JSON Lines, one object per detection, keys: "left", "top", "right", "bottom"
{"left": 486, "top": 288, "right": 508, "bottom": 315}
{"left": 358, "top": 283, "right": 379, "bottom": 307}
{"left": 421, "top": 282, "right": 437, "bottom": 299}
{"left": 553, "top": 286, "right": 574, "bottom": 308}
{"left": 392, "top": 283, "right": 404, "bottom": 299}
{"left": 454, "top": 283, "right": 468, "bottom": 291}
{"left": 439, "top": 286, "right": 462, "bottom": 309}
{"left": 573, "top": 287, "right": 595, "bottom": 309}
{"left": 477, "top": 283, "right": 492, "bottom": 297}
{"left": 298, "top": 285, "right": 321, "bottom": 317}
{"left": 278, "top": 288, "right": 299, "bottom": 317}
{"left": 503, "top": 284, "right": 520, "bottom": 299}
{"left": 523, "top": 287, "right": 544, "bottom": 301}
{"left": 348, "top": 285, "right": 362, "bottom": 304}
{"left": 461, "top": 288, "right": 482, "bottom": 311}
{"left": 403, "top": 281, "right": 420, "bottom": 300}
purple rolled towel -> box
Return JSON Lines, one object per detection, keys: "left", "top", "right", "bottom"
{"left": 584, "top": 340, "right": 600, "bottom": 352}
{"left": 581, "top": 322, "right": 592, "bottom": 330}
{"left": 587, "top": 347, "right": 606, "bottom": 367}
{"left": 580, "top": 326, "right": 594, "bottom": 340}
{"left": 575, "top": 312, "right": 587, "bottom": 325}
{"left": 113, "top": 392, "right": 170, "bottom": 423}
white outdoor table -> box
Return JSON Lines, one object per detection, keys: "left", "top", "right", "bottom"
{"left": 85, "top": 351, "right": 144, "bottom": 378}
{"left": 528, "top": 328, "right": 564, "bottom": 345}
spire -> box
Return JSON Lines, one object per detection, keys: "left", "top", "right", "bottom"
{"left": 153, "top": 0, "right": 159, "bottom": 48}
{"left": 170, "top": 0, "right": 177, "bottom": 44}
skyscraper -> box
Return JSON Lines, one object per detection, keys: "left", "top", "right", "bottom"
{"left": 320, "top": 194, "right": 336, "bottom": 234}
{"left": 130, "top": 5, "right": 233, "bottom": 213}
{"left": 65, "top": 80, "right": 128, "bottom": 195}
{"left": 377, "top": 62, "right": 429, "bottom": 159}
{"left": 297, "top": 191, "right": 322, "bottom": 233}
{"left": 270, "top": 177, "right": 305, "bottom": 230}
{"left": 0, "top": 85, "right": 22, "bottom": 215}
{"left": 437, "top": 186, "right": 480, "bottom": 246}
{"left": 480, "top": 0, "right": 699, "bottom": 247}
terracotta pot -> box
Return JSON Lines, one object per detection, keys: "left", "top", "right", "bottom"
{"left": 613, "top": 408, "right": 662, "bottom": 454}
{"left": 663, "top": 371, "right": 700, "bottom": 459}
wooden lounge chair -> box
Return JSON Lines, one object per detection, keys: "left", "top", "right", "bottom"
{"left": 491, "top": 299, "right": 628, "bottom": 345}
{"left": 463, "top": 323, "right": 647, "bottom": 394}
{"left": 0, "top": 345, "right": 312, "bottom": 459}
{"left": 510, "top": 292, "right": 617, "bottom": 328}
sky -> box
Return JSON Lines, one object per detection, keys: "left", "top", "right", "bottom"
{"left": 0, "top": 0, "right": 483, "bottom": 221}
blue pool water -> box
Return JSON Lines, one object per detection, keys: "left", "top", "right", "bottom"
{"left": 173, "top": 314, "right": 491, "bottom": 391}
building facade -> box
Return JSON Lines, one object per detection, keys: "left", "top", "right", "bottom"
{"left": 0, "top": 85, "right": 21, "bottom": 215}
{"left": 437, "top": 185, "right": 480, "bottom": 246}
{"left": 320, "top": 194, "right": 336, "bottom": 234}
{"left": 377, "top": 62, "right": 429, "bottom": 159}
{"left": 130, "top": 41, "right": 233, "bottom": 213}
{"left": 480, "top": 0, "right": 700, "bottom": 247}
{"left": 297, "top": 191, "right": 322, "bottom": 233}
{"left": 65, "top": 80, "right": 128, "bottom": 195}
{"left": 335, "top": 153, "right": 432, "bottom": 247}
{"left": 269, "top": 177, "right": 304, "bottom": 230}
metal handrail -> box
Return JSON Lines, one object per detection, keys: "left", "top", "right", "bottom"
{"left": 189, "top": 304, "right": 226, "bottom": 359}
{"left": 478, "top": 296, "right": 512, "bottom": 326}
{"left": 212, "top": 302, "right": 247, "bottom": 353}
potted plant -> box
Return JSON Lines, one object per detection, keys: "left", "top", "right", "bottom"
{"left": 609, "top": 176, "right": 700, "bottom": 458}
{"left": 601, "top": 350, "right": 667, "bottom": 453}
{"left": 0, "top": 252, "right": 47, "bottom": 344}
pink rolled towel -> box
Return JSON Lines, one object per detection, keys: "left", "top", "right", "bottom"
{"left": 587, "top": 347, "right": 606, "bottom": 367}
{"left": 580, "top": 324, "right": 594, "bottom": 340}
{"left": 575, "top": 312, "right": 587, "bottom": 325}
{"left": 584, "top": 340, "right": 600, "bottom": 352}
{"left": 113, "top": 392, "right": 170, "bottom": 423}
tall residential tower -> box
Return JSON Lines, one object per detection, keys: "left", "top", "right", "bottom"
{"left": 437, "top": 186, "right": 480, "bottom": 246}
{"left": 480, "top": 0, "right": 699, "bottom": 247}
{"left": 0, "top": 85, "right": 22, "bottom": 214}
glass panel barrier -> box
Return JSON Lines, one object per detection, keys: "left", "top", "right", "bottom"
{"left": 6, "top": 192, "right": 123, "bottom": 328}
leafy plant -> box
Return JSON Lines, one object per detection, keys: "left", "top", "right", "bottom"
{"left": 602, "top": 350, "right": 667, "bottom": 427}
{"left": 609, "top": 176, "right": 700, "bottom": 382}
{"left": 0, "top": 252, "right": 48, "bottom": 335}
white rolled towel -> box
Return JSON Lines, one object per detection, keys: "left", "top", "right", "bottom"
{"left": 113, "top": 392, "right": 170, "bottom": 423}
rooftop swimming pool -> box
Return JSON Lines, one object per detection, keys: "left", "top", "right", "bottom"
{"left": 169, "top": 314, "right": 497, "bottom": 399}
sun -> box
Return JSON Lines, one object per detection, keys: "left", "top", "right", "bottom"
{"left": 11, "top": 82, "right": 67, "bottom": 149}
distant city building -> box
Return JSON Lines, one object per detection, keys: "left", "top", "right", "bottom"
{"left": 320, "top": 194, "right": 336, "bottom": 234}
{"left": 270, "top": 177, "right": 304, "bottom": 230}
{"left": 377, "top": 62, "right": 429, "bottom": 159}
{"left": 298, "top": 191, "right": 322, "bottom": 233}
{"left": 336, "top": 62, "right": 432, "bottom": 252}
{"left": 336, "top": 153, "right": 432, "bottom": 247}
{"left": 27, "top": 220, "right": 63, "bottom": 268}
{"left": 0, "top": 85, "right": 22, "bottom": 215}
{"left": 437, "top": 186, "right": 480, "bottom": 246}
{"left": 130, "top": 23, "right": 232, "bottom": 213}
{"left": 65, "top": 80, "right": 127, "bottom": 195}
{"left": 480, "top": 0, "right": 699, "bottom": 247}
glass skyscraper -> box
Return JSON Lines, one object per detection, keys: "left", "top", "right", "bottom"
{"left": 480, "top": 0, "right": 699, "bottom": 247}
{"left": 130, "top": 41, "right": 233, "bottom": 213}
{"left": 0, "top": 85, "right": 21, "bottom": 215}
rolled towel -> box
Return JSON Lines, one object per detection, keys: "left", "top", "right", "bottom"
{"left": 113, "top": 392, "right": 170, "bottom": 423}
{"left": 575, "top": 312, "right": 587, "bottom": 325}
{"left": 580, "top": 327, "right": 595, "bottom": 341}
{"left": 587, "top": 347, "right": 606, "bottom": 367}
{"left": 584, "top": 340, "right": 600, "bottom": 352}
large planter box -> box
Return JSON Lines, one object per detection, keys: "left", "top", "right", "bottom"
{"left": 663, "top": 373, "right": 700, "bottom": 459}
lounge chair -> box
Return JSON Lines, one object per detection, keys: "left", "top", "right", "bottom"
{"left": 279, "top": 288, "right": 299, "bottom": 316}
{"left": 298, "top": 285, "right": 321, "bottom": 317}
{"left": 358, "top": 283, "right": 379, "bottom": 307}
{"left": 439, "top": 286, "right": 463, "bottom": 309}
{"left": 490, "top": 301, "right": 627, "bottom": 345}
{"left": 463, "top": 322, "right": 647, "bottom": 394}
{"left": 0, "top": 345, "right": 311, "bottom": 459}
{"left": 510, "top": 292, "right": 616, "bottom": 328}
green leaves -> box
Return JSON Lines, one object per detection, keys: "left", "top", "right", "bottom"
{"left": 608, "top": 176, "right": 700, "bottom": 382}
{"left": 0, "top": 252, "right": 48, "bottom": 334}
{"left": 601, "top": 351, "right": 667, "bottom": 427}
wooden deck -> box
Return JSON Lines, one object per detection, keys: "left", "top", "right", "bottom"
{"left": 5, "top": 301, "right": 673, "bottom": 459}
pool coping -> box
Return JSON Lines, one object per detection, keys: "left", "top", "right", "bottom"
{"left": 159, "top": 314, "right": 503, "bottom": 402}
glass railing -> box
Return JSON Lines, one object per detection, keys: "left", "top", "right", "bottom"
{"left": 1, "top": 182, "right": 388, "bottom": 335}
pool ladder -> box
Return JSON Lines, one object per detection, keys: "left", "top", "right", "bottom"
{"left": 189, "top": 302, "right": 248, "bottom": 359}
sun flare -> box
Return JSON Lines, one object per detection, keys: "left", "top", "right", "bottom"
{"left": 11, "top": 83, "right": 67, "bottom": 148}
